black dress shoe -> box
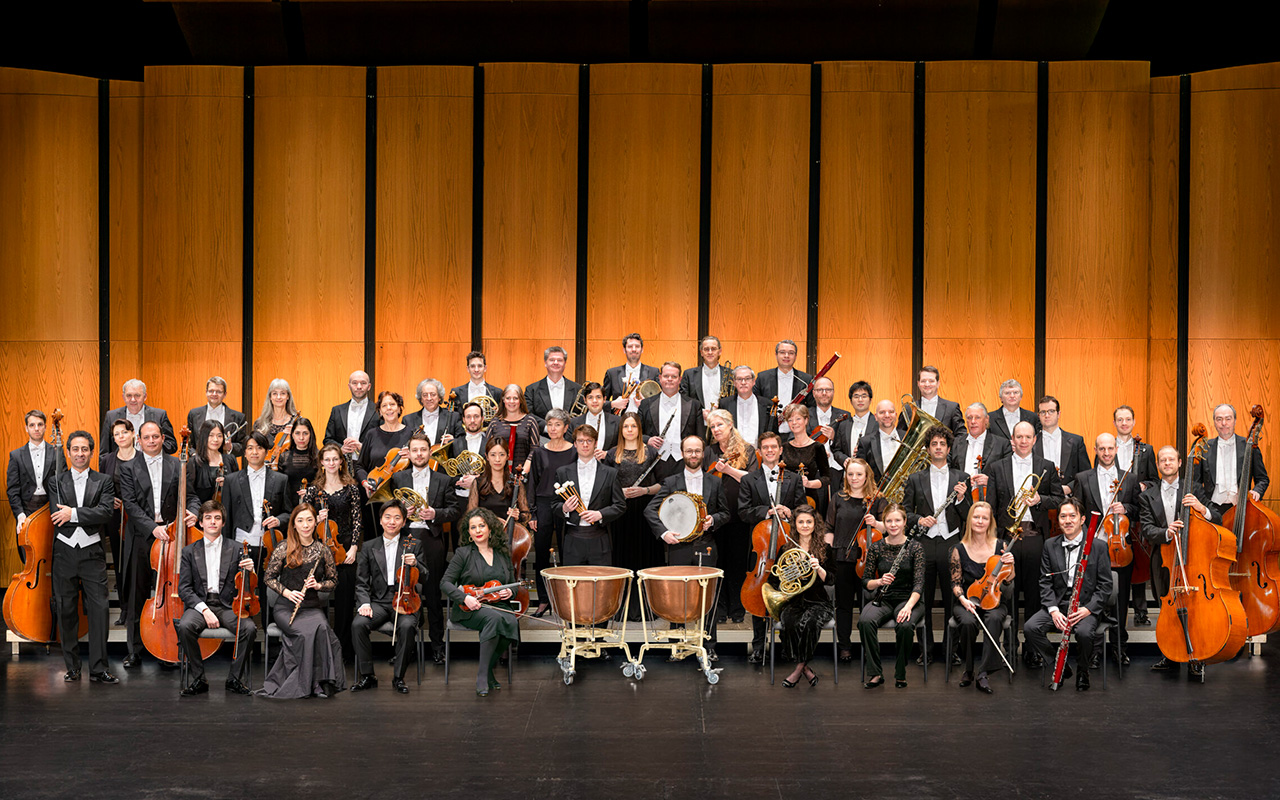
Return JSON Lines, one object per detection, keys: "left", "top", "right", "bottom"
{"left": 224, "top": 678, "right": 251, "bottom": 695}
{"left": 432, "top": 647, "right": 446, "bottom": 665}
{"left": 532, "top": 604, "right": 551, "bottom": 618}
{"left": 1076, "top": 669, "right": 1091, "bottom": 691}
{"left": 976, "top": 673, "right": 993, "bottom": 694}
{"left": 351, "top": 675, "right": 379, "bottom": 692}
{"left": 715, "top": 612, "right": 728, "bottom": 624}
{"left": 64, "top": 669, "right": 82, "bottom": 682}
{"left": 317, "top": 680, "right": 340, "bottom": 698}
{"left": 838, "top": 648, "right": 854, "bottom": 663}
{"left": 1116, "top": 650, "right": 1131, "bottom": 667}
{"left": 747, "top": 650, "right": 763, "bottom": 664}
{"left": 113, "top": 615, "right": 126, "bottom": 627}
{"left": 958, "top": 671, "right": 973, "bottom": 688}
{"left": 1150, "top": 657, "right": 1176, "bottom": 672}
{"left": 1132, "top": 611, "right": 1151, "bottom": 626}
{"left": 1189, "top": 661, "right": 1205, "bottom": 681}
{"left": 730, "top": 612, "right": 745, "bottom": 624}
{"left": 90, "top": 671, "right": 120, "bottom": 685}
{"left": 1089, "top": 652, "right": 1101, "bottom": 670}
{"left": 1059, "top": 663, "right": 1073, "bottom": 681}
{"left": 950, "top": 652, "right": 963, "bottom": 667}
{"left": 180, "top": 678, "right": 209, "bottom": 697}
{"left": 707, "top": 648, "right": 719, "bottom": 663}
{"left": 392, "top": 678, "right": 409, "bottom": 694}
{"left": 122, "top": 654, "right": 141, "bottom": 669}
{"left": 1024, "top": 652, "right": 1044, "bottom": 669}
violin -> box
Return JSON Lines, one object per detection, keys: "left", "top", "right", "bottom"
{"left": 1104, "top": 459, "right": 1135, "bottom": 568}
{"left": 970, "top": 455, "right": 985, "bottom": 503}
{"left": 364, "top": 425, "right": 421, "bottom": 497}
{"left": 810, "top": 413, "right": 850, "bottom": 445}
{"left": 1223, "top": 405, "right": 1280, "bottom": 637}
{"left": 392, "top": 533, "right": 422, "bottom": 616}
{"left": 709, "top": 444, "right": 761, "bottom": 479}
{"left": 795, "top": 463, "right": 817, "bottom": 509}
{"left": 742, "top": 463, "right": 792, "bottom": 618}
{"left": 230, "top": 541, "right": 259, "bottom": 661}
{"left": 265, "top": 413, "right": 299, "bottom": 469}
{"left": 967, "top": 543, "right": 1014, "bottom": 610}
{"left": 312, "top": 482, "right": 347, "bottom": 564}
{"left": 213, "top": 461, "right": 226, "bottom": 505}
{"left": 461, "top": 579, "right": 534, "bottom": 606}
{"left": 261, "top": 499, "right": 280, "bottom": 556}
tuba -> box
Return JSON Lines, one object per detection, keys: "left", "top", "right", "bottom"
{"left": 876, "top": 394, "right": 943, "bottom": 504}
{"left": 761, "top": 547, "right": 817, "bottom": 619}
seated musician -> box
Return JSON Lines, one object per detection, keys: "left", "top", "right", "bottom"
{"left": 776, "top": 506, "right": 833, "bottom": 688}
{"left": 302, "top": 444, "right": 363, "bottom": 662}
{"left": 175, "top": 501, "right": 256, "bottom": 697}
{"left": 950, "top": 502, "right": 1013, "bottom": 694}
{"left": 440, "top": 507, "right": 520, "bottom": 697}
{"left": 555, "top": 425, "right": 626, "bottom": 566}
{"left": 1022, "top": 497, "right": 1113, "bottom": 691}
{"left": 859, "top": 504, "right": 925, "bottom": 689}
{"left": 351, "top": 501, "right": 423, "bottom": 695}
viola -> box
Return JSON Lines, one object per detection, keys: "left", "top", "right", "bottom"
{"left": 392, "top": 533, "right": 422, "bottom": 616}
{"left": 262, "top": 499, "right": 281, "bottom": 556}
{"left": 795, "top": 463, "right": 818, "bottom": 509}
{"left": 1223, "top": 405, "right": 1280, "bottom": 637}
{"left": 854, "top": 523, "right": 883, "bottom": 580}
{"left": 230, "top": 540, "right": 259, "bottom": 662}
{"left": 312, "top": 482, "right": 347, "bottom": 564}
{"left": 810, "top": 413, "right": 850, "bottom": 445}
{"left": 967, "top": 543, "right": 1013, "bottom": 610}
{"left": 742, "top": 464, "right": 792, "bottom": 618}
{"left": 461, "top": 580, "right": 534, "bottom": 605}
{"left": 364, "top": 425, "right": 421, "bottom": 496}
{"left": 709, "top": 445, "right": 761, "bottom": 479}
{"left": 970, "top": 455, "right": 985, "bottom": 503}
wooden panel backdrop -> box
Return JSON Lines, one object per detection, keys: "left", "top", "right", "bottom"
{"left": 375, "top": 66, "right": 474, "bottom": 404}
{"left": 140, "top": 66, "right": 244, "bottom": 424}
{"left": 710, "top": 64, "right": 811, "bottom": 374}
{"left": 1148, "top": 75, "right": 1180, "bottom": 450}
{"left": 923, "top": 62, "right": 1038, "bottom": 417}
{"left": 818, "top": 62, "right": 914, "bottom": 403}
{"left": 482, "top": 63, "right": 578, "bottom": 389}
{"left": 1190, "top": 64, "right": 1280, "bottom": 510}
{"left": 0, "top": 69, "right": 100, "bottom": 579}
{"left": 110, "top": 80, "right": 143, "bottom": 400}
{"left": 585, "top": 63, "right": 701, "bottom": 380}
{"left": 1044, "top": 62, "right": 1151, "bottom": 452}
{"left": 254, "top": 67, "right": 365, "bottom": 422}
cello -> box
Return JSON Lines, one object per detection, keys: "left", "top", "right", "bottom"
{"left": 1223, "top": 405, "right": 1280, "bottom": 637}
{"left": 140, "top": 427, "right": 220, "bottom": 664}
{"left": 742, "top": 465, "right": 793, "bottom": 618}
{"left": 1154, "top": 424, "right": 1247, "bottom": 672}
{"left": 503, "top": 425, "right": 533, "bottom": 615}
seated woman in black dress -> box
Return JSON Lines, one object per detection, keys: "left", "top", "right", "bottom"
{"left": 777, "top": 505, "right": 834, "bottom": 688}
{"left": 188, "top": 420, "right": 238, "bottom": 510}
{"left": 441, "top": 507, "right": 520, "bottom": 697}
{"left": 950, "top": 501, "right": 1013, "bottom": 694}
{"left": 302, "top": 443, "right": 364, "bottom": 661}
{"left": 260, "top": 503, "right": 345, "bottom": 698}
{"left": 858, "top": 503, "right": 924, "bottom": 689}
{"left": 276, "top": 416, "right": 319, "bottom": 499}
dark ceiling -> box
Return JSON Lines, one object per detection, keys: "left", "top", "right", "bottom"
{"left": 4, "top": 0, "right": 1278, "bottom": 81}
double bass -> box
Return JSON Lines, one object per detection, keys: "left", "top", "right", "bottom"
{"left": 1154, "top": 424, "right": 1247, "bottom": 671}
{"left": 1223, "top": 405, "right": 1280, "bottom": 636}
{"left": 742, "top": 465, "right": 792, "bottom": 618}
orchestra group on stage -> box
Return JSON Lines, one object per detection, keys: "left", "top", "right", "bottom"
{"left": 5, "top": 334, "right": 1273, "bottom": 697}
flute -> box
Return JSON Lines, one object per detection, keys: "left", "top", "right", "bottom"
{"left": 288, "top": 559, "right": 319, "bottom": 625}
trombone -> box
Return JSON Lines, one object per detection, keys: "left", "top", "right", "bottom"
{"left": 1006, "top": 471, "right": 1045, "bottom": 539}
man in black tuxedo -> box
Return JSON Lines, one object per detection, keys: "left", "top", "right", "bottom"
{"left": 897, "top": 366, "right": 964, "bottom": 436}
{"left": 1108, "top": 404, "right": 1158, "bottom": 626}
{"left": 186, "top": 376, "right": 248, "bottom": 457}
{"left": 754, "top": 339, "right": 813, "bottom": 417}
{"left": 737, "top": 431, "right": 806, "bottom": 663}
{"left": 725, "top": 366, "right": 774, "bottom": 448}
{"left": 831, "top": 381, "right": 875, "bottom": 482}
{"left": 950, "top": 403, "right": 1012, "bottom": 505}
{"left": 525, "top": 345, "right": 581, "bottom": 426}
{"left": 604, "top": 332, "right": 660, "bottom": 415}
{"left": 570, "top": 382, "right": 620, "bottom": 459}
{"left": 1194, "top": 403, "right": 1270, "bottom": 517}
{"left": 175, "top": 501, "right": 256, "bottom": 696}
{"left": 982, "top": 420, "right": 1064, "bottom": 666}
{"left": 7, "top": 409, "right": 63, "bottom": 525}
{"left": 856, "top": 399, "right": 902, "bottom": 485}
{"left": 1023, "top": 497, "right": 1112, "bottom": 691}
{"left": 642, "top": 361, "right": 704, "bottom": 483}
{"left": 323, "top": 370, "right": 377, "bottom": 465}
{"left": 1140, "top": 444, "right": 1219, "bottom": 677}
{"left": 900, "top": 425, "right": 972, "bottom": 660}
{"left": 389, "top": 432, "right": 463, "bottom": 663}
{"left": 117, "top": 421, "right": 199, "bottom": 666}
{"left": 554, "top": 424, "right": 627, "bottom": 566}
{"left": 221, "top": 432, "right": 292, "bottom": 615}
{"left": 809, "top": 377, "right": 849, "bottom": 478}
{"left": 351, "top": 501, "right": 425, "bottom": 694}
{"left": 403, "top": 378, "right": 463, "bottom": 447}
{"left": 101, "top": 378, "right": 177, "bottom": 456}
{"left": 679, "top": 336, "right": 732, "bottom": 414}
{"left": 49, "top": 430, "right": 118, "bottom": 684}
{"left": 989, "top": 378, "right": 1041, "bottom": 440}
{"left": 451, "top": 350, "right": 504, "bottom": 406}
{"left": 646, "top": 435, "right": 731, "bottom": 659}
{"left": 1033, "top": 396, "right": 1091, "bottom": 495}
{"left": 448, "top": 402, "right": 489, "bottom": 504}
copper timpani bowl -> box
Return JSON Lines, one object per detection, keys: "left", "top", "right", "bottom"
{"left": 541, "top": 566, "right": 632, "bottom": 625}
{"left": 637, "top": 566, "right": 723, "bottom": 624}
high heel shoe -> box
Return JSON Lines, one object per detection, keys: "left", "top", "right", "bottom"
{"left": 781, "top": 677, "right": 798, "bottom": 688}
{"left": 532, "top": 604, "right": 550, "bottom": 618}
{"left": 808, "top": 674, "right": 820, "bottom": 687}
{"left": 895, "top": 679, "right": 908, "bottom": 688}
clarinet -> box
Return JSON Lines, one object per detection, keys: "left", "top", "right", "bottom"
{"left": 868, "top": 535, "right": 915, "bottom": 606}
{"left": 1050, "top": 512, "right": 1102, "bottom": 690}
{"left": 630, "top": 413, "right": 677, "bottom": 489}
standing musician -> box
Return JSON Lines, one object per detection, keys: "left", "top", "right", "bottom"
{"left": 726, "top": 366, "right": 773, "bottom": 448}
{"left": 524, "top": 345, "right": 581, "bottom": 424}
{"left": 755, "top": 339, "right": 814, "bottom": 414}
{"left": 569, "top": 382, "right": 619, "bottom": 459}
{"left": 1070, "top": 433, "right": 1139, "bottom": 667}
{"left": 488, "top": 384, "right": 542, "bottom": 474}
{"left": 901, "top": 425, "right": 972, "bottom": 663}
{"left": 186, "top": 376, "right": 248, "bottom": 457}
{"left": 403, "top": 378, "right": 462, "bottom": 447}
{"left": 809, "top": 377, "right": 847, "bottom": 477}
{"left": 101, "top": 379, "right": 177, "bottom": 456}
{"left": 1022, "top": 497, "right": 1113, "bottom": 691}
{"left": 441, "top": 507, "right": 520, "bottom": 697}
{"left": 253, "top": 378, "right": 298, "bottom": 437}
{"left": 351, "top": 500, "right": 423, "bottom": 694}
{"left": 950, "top": 403, "right": 1012, "bottom": 490}
{"left": 951, "top": 502, "right": 1013, "bottom": 694}
{"left": 1194, "top": 403, "right": 1269, "bottom": 518}
{"left": 641, "top": 361, "right": 704, "bottom": 483}
{"left": 357, "top": 391, "right": 412, "bottom": 490}
{"left": 989, "top": 379, "right": 1041, "bottom": 440}
{"left": 982, "top": 420, "right": 1064, "bottom": 667}
{"left": 1110, "top": 405, "right": 1157, "bottom": 625}
{"left": 221, "top": 432, "right": 293, "bottom": 553}
{"left": 605, "top": 332, "right": 660, "bottom": 415}
{"left": 780, "top": 404, "right": 828, "bottom": 515}
{"left": 390, "top": 431, "right": 462, "bottom": 664}
{"left": 7, "top": 409, "right": 62, "bottom": 526}
{"left": 1140, "top": 444, "right": 1219, "bottom": 677}
{"left": 856, "top": 399, "right": 901, "bottom": 485}
{"left": 116, "top": 420, "right": 198, "bottom": 668}
{"left": 1033, "top": 396, "right": 1091, "bottom": 495}
{"left": 737, "top": 431, "right": 806, "bottom": 663}
{"left": 468, "top": 436, "right": 530, "bottom": 524}
{"left": 705, "top": 409, "right": 759, "bottom": 624}
{"left": 175, "top": 501, "right": 255, "bottom": 696}
{"left": 50, "top": 430, "right": 118, "bottom": 685}
{"left": 530, "top": 409, "right": 580, "bottom": 617}
{"left": 556, "top": 425, "right": 627, "bottom": 566}
{"left": 187, "top": 420, "right": 238, "bottom": 510}
{"left": 826, "top": 458, "right": 886, "bottom": 661}
{"left": 646, "top": 435, "right": 730, "bottom": 660}
{"left": 322, "top": 370, "right": 377, "bottom": 462}
{"left": 98, "top": 418, "right": 137, "bottom": 623}
{"left": 679, "top": 336, "right": 732, "bottom": 414}
{"left": 897, "top": 366, "right": 964, "bottom": 436}
{"left": 275, "top": 417, "right": 319, "bottom": 499}
{"left": 859, "top": 504, "right": 925, "bottom": 689}
{"left": 451, "top": 350, "right": 504, "bottom": 405}
{"left": 303, "top": 444, "right": 364, "bottom": 661}
{"left": 831, "top": 381, "right": 875, "bottom": 481}
{"left": 604, "top": 411, "right": 663, "bottom": 621}
{"left": 775, "top": 506, "right": 833, "bottom": 688}
{"left": 449, "top": 402, "right": 488, "bottom": 503}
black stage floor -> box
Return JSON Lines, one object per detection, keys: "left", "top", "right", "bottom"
{"left": 2, "top": 635, "right": 1278, "bottom": 800}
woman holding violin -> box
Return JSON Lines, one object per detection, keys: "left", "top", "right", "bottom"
{"left": 528, "top": 409, "right": 577, "bottom": 617}
{"left": 777, "top": 506, "right": 834, "bottom": 688}
{"left": 253, "top": 378, "right": 298, "bottom": 437}
{"left": 780, "top": 404, "right": 828, "bottom": 516}
{"left": 950, "top": 501, "right": 1013, "bottom": 694}
{"left": 486, "top": 384, "right": 541, "bottom": 475}
{"left": 260, "top": 503, "right": 344, "bottom": 699}
{"left": 275, "top": 417, "right": 319, "bottom": 498}
{"left": 441, "top": 507, "right": 520, "bottom": 697}
{"left": 358, "top": 391, "right": 413, "bottom": 489}
{"left": 858, "top": 504, "right": 924, "bottom": 689}
{"left": 188, "top": 421, "right": 238, "bottom": 510}
{"left": 605, "top": 411, "right": 663, "bottom": 620}
{"left": 705, "top": 409, "right": 759, "bottom": 624}
{"left": 826, "top": 457, "right": 886, "bottom": 661}
{"left": 302, "top": 443, "right": 363, "bottom": 660}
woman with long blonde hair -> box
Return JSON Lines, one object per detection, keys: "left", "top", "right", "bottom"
{"left": 949, "top": 501, "right": 1013, "bottom": 694}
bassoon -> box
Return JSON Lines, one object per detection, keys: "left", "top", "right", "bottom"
{"left": 1050, "top": 511, "right": 1102, "bottom": 690}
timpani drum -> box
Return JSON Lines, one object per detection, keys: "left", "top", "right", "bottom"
{"left": 542, "top": 566, "right": 631, "bottom": 625}
{"left": 635, "top": 566, "right": 724, "bottom": 684}
{"left": 657, "top": 491, "right": 707, "bottom": 543}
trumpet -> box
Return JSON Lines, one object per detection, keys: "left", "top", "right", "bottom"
{"left": 1006, "top": 471, "right": 1045, "bottom": 538}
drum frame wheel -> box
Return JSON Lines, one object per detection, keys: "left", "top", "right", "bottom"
{"left": 635, "top": 570, "right": 723, "bottom": 685}
{"left": 546, "top": 573, "right": 640, "bottom": 684}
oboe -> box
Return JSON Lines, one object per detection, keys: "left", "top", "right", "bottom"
{"left": 1050, "top": 512, "right": 1102, "bottom": 690}
{"left": 630, "top": 413, "right": 677, "bottom": 488}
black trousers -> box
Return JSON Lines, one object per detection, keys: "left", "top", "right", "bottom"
{"left": 176, "top": 600, "right": 255, "bottom": 682}
{"left": 413, "top": 529, "right": 448, "bottom": 648}
{"left": 953, "top": 602, "right": 1009, "bottom": 675}
{"left": 564, "top": 527, "right": 612, "bottom": 566}
{"left": 1009, "top": 526, "right": 1044, "bottom": 637}
{"left": 122, "top": 534, "right": 153, "bottom": 658}
{"left": 859, "top": 599, "right": 923, "bottom": 680}
{"left": 1106, "top": 562, "right": 1134, "bottom": 648}
{"left": 833, "top": 559, "right": 860, "bottom": 648}
{"left": 919, "top": 533, "right": 960, "bottom": 653}
{"left": 52, "top": 540, "right": 111, "bottom": 675}
{"left": 333, "top": 561, "right": 357, "bottom": 659}
{"left": 714, "top": 520, "right": 748, "bottom": 618}
{"left": 1024, "top": 608, "right": 1099, "bottom": 670}
{"left": 351, "top": 601, "right": 419, "bottom": 680}
{"left": 533, "top": 495, "right": 565, "bottom": 608}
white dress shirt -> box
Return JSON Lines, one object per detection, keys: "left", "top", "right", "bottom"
{"left": 880, "top": 430, "right": 901, "bottom": 468}
{"left": 145, "top": 453, "right": 165, "bottom": 520}
{"left": 964, "top": 433, "right": 986, "bottom": 476}
{"left": 576, "top": 458, "right": 598, "bottom": 520}
{"left": 57, "top": 468, "right": 99, "bottom": 548}
{"left": 28, "top": 442, "right": 46, "bottom": 497}
{"left": 815, "top": 406, "right": 838, "bottom": 469}
{"left": 1161, "top": 480, "right": 1179, "bottom": 529}
{"left": 383, "top": 534, "right": 401, "bottom": 585}
{"left": 420, "top": 409, "right": 441, "bottom": 446}
{"left": 701, "top": 366, "right": 721, "bottom": 408}
{"left": 206, "top": 403, "right": 226, "bottom": 425}
{"left": 658, "top": 394, "right": 682, "bottom": 461}
{"left": 763, "top": 465, "right": 781, "bottom": 503}
{"left": 623, "top": 365, "right": 643, "bottom": 413}
{"left": 1212, "top": 436, "right": 1238, "bottom": 505}
{"left": 736, "top": 395, "right": 761, "bottom": 448}
{"left": 920, "top": 396, "right": 939, "bottom": 418}
{"left": 926, "top": 465, "right": 951, "bottom": 538}
{"left": 126, "top": 409, "right": 147, "bottom": 441}
{"left": 1041, "top": 428, "right": 1062, "bottom": 469}
{"left": 547, "top": 377, "right": 566, "bottom": 411}
{"left": 1048, "top": 536, "right": 1083, "bottom": 614}
{"left": 239, "top": 466, "right": 267, "bottom": 545}
{"left": 463, "top": 432, "right": 484, "bottom": 454}
{"left": 346, "top": 398, "right": 369, "bottom": 441}
{"left": 684, "top": 468, "right": 704, "bottom": 497}
{"left": 1011, "top": 454, "right": 1034, "bottom": 522}
{"left": 585, "top": 411, "right": 608, "bottom": 450}
{"left": 843, "top": 413, "right": 871, "bottom": 469}
{"left": 194, "top": 536, "right": 224, "bottom": 613}
{"left": 466, "top": 381, "right": 489, "bottom": 401}
{"left": 1097, "top": 465, "right": 1118, "bottom": 509}
{"left": 1116, "top": 437, "right": 1135, "bottom": 472}
{"left": 409, "top": 467, "right": 432, "bottom": 531}
{"left": 777, "top": 369, "right": 796, "bottom": 408}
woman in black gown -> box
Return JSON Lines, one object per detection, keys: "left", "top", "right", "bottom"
{"left": 358, "top": 391, "right": 412, "bottom": 492}
{"left": 705, "top": 409, "right": 758, "bottom": 623}
{"left": 468, "top": 435, "right": 530, "bottom": 525}
{"left": 950, "top": 501, "right": 1013, "bottom": 694}
{"left": 188, "top": 421, "right": 237, "bottom": 513}
{"left": 826, "top": 458, "right": 886, "bottom": 661}
{"left": 302, "top": 443, "right": 364, "bottom": 661}
{"left": 276, "top": 416, "right": 319, "bottom": 499}
{"left": 441, "top": 507, "right": 520, "bottom": 696}
{"left": 777, "top": 505, "right": 834, "bottom": 687}
{"left": 485, "top": 384, "right": 541, "bottom": 476}
{"left": 604, "top": 412, "right": 660, "bottom": 621}
{"left": 528, "top": 409, "right": 576, "bottom": 616}
{"left": 780, "top": 403, "right": 828, "bottom": 516}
